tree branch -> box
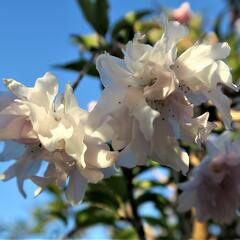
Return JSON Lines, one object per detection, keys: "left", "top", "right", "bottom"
{"left": 72, "top": 52, "right": 98, "bottom": 91}
{"left": 122, "top": 168, "right": 146, "bottom": 240}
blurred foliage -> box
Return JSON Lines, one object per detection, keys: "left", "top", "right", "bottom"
{"left": 3, "top": 0, "right": 240, "bottom": 239}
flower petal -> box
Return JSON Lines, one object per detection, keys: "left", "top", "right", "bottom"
{"left": 65, "top": 168, "right": 87, "bottom": 205}
{"left": 126, "top": 88, "right": 160, "bottom": 141}
{"left": 96, "top": 53, "right": 132, "bottom": 88}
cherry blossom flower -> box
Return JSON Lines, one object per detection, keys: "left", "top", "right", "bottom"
{"left": 0, "top": 73, "right": 117, "bottom": 204}
{"left": 178, "top": 132, "right": 240, "bottom": 224}
{"left": 88, "top": 18, "right": 228, "bottom": 173}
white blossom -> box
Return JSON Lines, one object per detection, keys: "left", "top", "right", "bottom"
{"left": 0, "top": 73, "right": 117, "bottom": 204}
{"left": 88, "top": 18, "right": 224, "bottom": 173}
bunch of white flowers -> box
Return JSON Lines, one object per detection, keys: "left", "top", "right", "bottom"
{"left": 0, "top": 73, "right": 117, "bottom": 204}
{"left": 88, "top": 18, "right": 237, "bottom": 174}
{"left": 0, "top": 17, "right": 238, "bottom": 214}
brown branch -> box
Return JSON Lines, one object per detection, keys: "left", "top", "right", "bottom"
{"left": 122, "top": 168, "right": 146, "bottom": 240}
{"left": 228, "top": 0, "right": 240, "bottom": 26}
{"left": 61, "top": 227, "right": 80, "bottom": 239}
{"left": 192, "top": 209, "right": 208, "bottom": 240}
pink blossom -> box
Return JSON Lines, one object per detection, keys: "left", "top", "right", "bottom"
{"left": 171, "top": 2, "right": 191, "bottom": 24}
{"left": 178, "top": 132, "right": 240, "bottom": 224}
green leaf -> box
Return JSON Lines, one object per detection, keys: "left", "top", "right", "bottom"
{"left": 85, "top": 184, "right": 120, "bottom": 210}
{"left": 104, "top": 176, "right": 129, "bottom": 202}
{"left": 111, "top": 227, "right": 137, "bottom": 239}
{"left": 55, "top": 59, "right": 99, "bottom": 77}
{"left": 75, "top": 206, "right": 118, "bottom": 228}
{"left": 136, "top": 192, "right": 170, "bottom": 207}
{"left": 111, "top": 10, "right": 152, "bottom": 41}
{"left": 72, "top": 34, "right": 104, "bottom": 51}
{"left": 77, "top": 0, "right": 109, "bottom": 36}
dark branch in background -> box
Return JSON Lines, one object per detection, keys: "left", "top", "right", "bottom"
{"left": 72, "top": 52, "right": 98, "bottom": 91}
{"left": 228, "top": 0, "right": 240, "bottom": 26}
{"left": 122, "top": 168, "right": 146, "bottom": 240}
{"left": 61, "top": 227, "right": 80, "bottom": 239}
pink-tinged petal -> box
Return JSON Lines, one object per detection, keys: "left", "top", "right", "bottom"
{"left": 178, "top": 132, "right": 240, "bottom": 223}
{"left": 0, "top": 116, "right": 36, "bottom": 141}
{"left": 172, "top": 2, "right": 191, "bottom": 24}
{"left": 0, "top": 92, "right": 15, "bottom": 111}
{"left": 177, "top": 191, "right": 195, "bottom": 212}
{"left": 180, "top": 112, "right": 215, "bottom": 144}
{"left": 0, "top": 141, "right": 25, "bottom": 162}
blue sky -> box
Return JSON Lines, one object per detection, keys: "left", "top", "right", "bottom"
{"left": 0, "top": 0, "right": 226, "bottom": 237}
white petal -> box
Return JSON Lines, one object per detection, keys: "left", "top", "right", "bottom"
{"left": 177, "top": 191, "right": 195, "bottom": 212}
{"left": 154, "top": 18, "right": 188, "bottom": 63}
{"left": 84, "top": 139, "right": 117, "bottom": 168}
{"left": 175, "top": 43, "right": 231, "bottom": 85}
{"left": 96, "top": 53, "right": 132, "bottom": 88}
{"left": 31, "top": 176, "right": 55, "bottom": 197}
{"left": 0, "top": 92, "right": 15, "bottom": 111}
{"left": 126, "top": 88, "right": 160, "bottom": 140}
{"left": 65, "top": 121, "right": 86, "bottom": 167}
{"left": 143, "top": 70, "right": 177, "bottom": 100}
{"left": 65, "top": 168, "right": 87, "bottom": 205}
{"left": 215, "top": 60, "right": 238, "bottom": 91}
{"left": 117, "top": 120, "right": 149, "bottom": 167}
{"left": 87, "top": 87, "right": 125, "bottom": 132}
{"left": 80, "top": 168, "right": 104, "bottom": 183}
{"left": 124, "top": 35, "right": 152, "bottom": 72}
{"left": 63, "top": 84, "right": 79, "bottom": 113}
{"left": 4, "top": 72, "right": 58, "bottom": 110}
{"left": 205, "top": 87, "right": 232, "bottom": 129}
{"left": 152, "top": 119, "right": 189, "bottom": 174}
{"left": 0, "top": 141, "right": 25, "bottom": 162}
{"left": 180, "top": 112, "right": 215, "bottom": 144}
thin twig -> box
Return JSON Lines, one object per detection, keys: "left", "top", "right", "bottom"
{"left": 122, "top": 168, "right": 146, "bottom": 240}
{"left": 61, "top": 227, "right": 80, "bottom": 239}
{"left": 71, "top": 52, "right": 98, "bottom": 91}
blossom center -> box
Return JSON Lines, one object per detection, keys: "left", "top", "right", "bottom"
{"left": 146, "top": 98, "right": 176, "bottom": 121}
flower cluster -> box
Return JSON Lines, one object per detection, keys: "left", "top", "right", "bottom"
{"left": 0, "top": 17, "right": 238, "bottom": 211}
{"left": 0, "top": 73, "right": 117, "bottom": 204}
{"left": 88, "top": 17, "right": 237, "bottom": 174}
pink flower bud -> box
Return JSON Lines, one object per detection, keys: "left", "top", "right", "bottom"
{"left": 171, "top": 2, "right": 191, "bottom": 24}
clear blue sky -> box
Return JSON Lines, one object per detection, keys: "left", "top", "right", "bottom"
{"left": 0, "top": 0, "right": 225, "bottom": 237}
